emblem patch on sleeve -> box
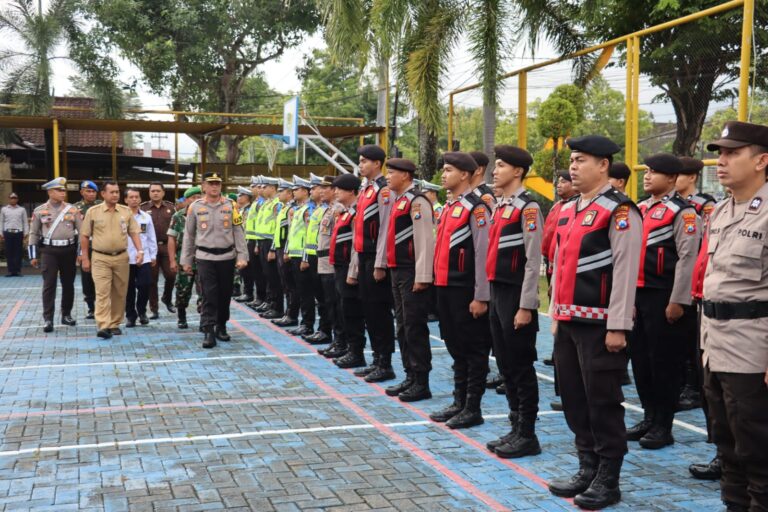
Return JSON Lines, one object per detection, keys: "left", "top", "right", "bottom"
{"left": 473, "top": 207, "right": 487, "bottom": 227}
{"left": 523, "top": 207, "right": 538, "bottom": 231}
{"left": 614, "top": 205, "right": 630, "bottom": 230}
{"left": 412, "top": 202, "right": 422, "bottom": 219}
{"left": 480, "top": 193, "right": 494, "bottom": 207}
{"left": 682, "top": 212, "right": 697, "bottom": 234}
{"left": 381, "top": 187, "right": 391, "bottom": 204}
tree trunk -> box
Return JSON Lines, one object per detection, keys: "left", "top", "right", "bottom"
{"left": 418, "top": 119, "right": 438, "bottom": 181}
{"left": 482, "top": 99, "right": 497, "bottom": 181}
{"left": 664, "top": 62, "right": 720, "bottom": 157}
{"left": 375, "top": 54, "right": 389, "bottom": 153}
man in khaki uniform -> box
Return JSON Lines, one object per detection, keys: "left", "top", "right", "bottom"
{"left": 181, "top": 172, "right": 248, "bottom": 349}
{"left": 80, "top": 181, "right": 143, "bottom": 339}
{"left": 701, "top": 121, "right": 768, "bottom": 512}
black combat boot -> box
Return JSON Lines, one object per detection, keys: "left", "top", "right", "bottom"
{"left": 487, "top": 411, "right": 519, "bottom": 452}
{"left": 320, "top": 339, "right": 348, "bottom": 359}
{"left": 689, "top": 455, "right": 721, "bottom": 480}
{"left": 626, "top": 407, "right": 654, "bottom": 441}
{"left": 398, "top": 372, "right": 431, "bottom": 402}
{"left": 177, "top": 308, "right": 188, "bottom": 329}
{"left": 446, "top": 393, "right": 484, "bottom": 429}
{"left": 430, "top": 387, "right": 466, "bottom": 422}
{"left": 365, "top": 353, "right": 396, "bottom": 382}
{"left": 353, "top": 354, "right": 380, "bottom": 377}
{"left": 202, "top": 328, "right": 217, "bottom": 349}
{"left": 548, "top": 451, "right": 599, "bottom": 497}
{"left": 335, "top": 350, "right": 366, "bottom": 369}
{"left": 639, "top": 411, "right": 674, "bottom": 449}
{"left": 486, "top": 372, "right": 503, "bottom": 389}
{"left": 495, "top": 414, "right": 541, "bottom": 459}
{"left": 215, "top": 324, "right": 231, "bottom": 342}
{"left": 573, "top": 457, "right": 622, "bottom": 510}
{"left": 386, "top": 373, "right": 413, "bottom": 397}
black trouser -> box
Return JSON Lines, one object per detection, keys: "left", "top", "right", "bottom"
{"left": 149, "top": 244, "right": 175, "bottom": 313}
{"left": 704, "top": 366, "right": 768, "bottom": 510}
{"left": 278, "top": 249, "right": 297, "bottom": 318}
{"left": 320, "top": 273, "right": 340, "bottom": 338}
{"left": 694, "top": 301, "right": 713, "bottom": 442}
{"left": 197, "top": 258, "right": 235, "bottom": 329}
{"left": 631, "top": 287, "right": 694, "bottom": 423}
{"left": 126, "top": 263, "right": 152, "bottom": 321}
{"left": 81, "top": 248, "right": 95, "bottom": 311}
{"left": 307, "top": 256, "right": 329, "bottom": 333}
{"left": 489, "top": 282, "right": 539, "bottom": 427}
{"left": 3, "top": 231, "right": 23, "bottom": 275}
{"left": 555, "top": 321, "right": 627, "bottom": 460}
{"left": 259, "top": 239, "right": 283, "bottom": 314}
{"left": 436, "top": 286, "right": 492, "bottom": 398}
{"left": 391, "top": 267, "right": 432, "bottom": 374}
{"left": 40, "top": 245, "right": 77, "bottom": 321}
{"left": 335, "top": 264, "right": 364, "bottom": 352}
{"left": 290, "top": 258, "right": 315, "bottom": 328}
{"left": 357, "top": 252, "right": 395, "bottom": 356}
{"left": 241, "top": 240, "right": 266, "bottom": 300}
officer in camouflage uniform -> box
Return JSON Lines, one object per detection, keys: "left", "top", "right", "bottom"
{"left": 168, "top": 186, "right": 202, "bottom": 329}
{"left": 73, "top": 180, "right": 102, "bottom": 319}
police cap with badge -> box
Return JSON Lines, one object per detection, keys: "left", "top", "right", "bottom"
{"left": 707, "top": 121, "right": 768, "bottom": 151}
{"left": 43, "top": 177, "right": 67, "bottom": 191}
{"left": 203, "top": 172, "right": 223, "bottom": 182}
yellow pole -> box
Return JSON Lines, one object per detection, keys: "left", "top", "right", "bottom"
{"left": 52, "top": 119, "right": 60, "bottom": 178}
{"left": 518, "top": 72, "right": 528, "bottom": 150}
{"left": 382, "top": 78, "right": 390, "bottom": 152}
{"left": 174, "top": 114, "right": 180, "bottom": 197}
{"left": 625, "top": 39, "right": 634, "bottom": 198}
{"left": 111, "top": 131, "right": 118, "bottom": 181}
{"left": 448, "top": 93, "right": 454, "bottom": 151}
{"left": 629, "top": 37, "right": 641, "bottom": 201}
{"left": 738, "top": 0, "right": 754, "bottom": 121}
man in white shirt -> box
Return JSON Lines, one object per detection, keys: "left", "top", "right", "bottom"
{"left": 124, "top": 188, "right": 158, "bottom": 327}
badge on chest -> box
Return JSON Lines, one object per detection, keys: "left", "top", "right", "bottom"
{"left": 581, "top": 210, "right": 597, "bottom": 226}
{"left": 651, "top": 207, "right": 667, "bottom": 220}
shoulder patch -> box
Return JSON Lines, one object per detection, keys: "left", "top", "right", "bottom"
{"left": 748, "top": 197, "right": 763, "bottom": 212}
{"left": 614, "top": 204, "right": 630, "bottom": 231}
{"left": 702, "top": 204, "right": 714, "bottom": 216}
{"left": 480, "top": 193, "right": 495, "bottom": 207}
{"left": 381, "top": 187, "right": 391, "bottom": 204}
{"left": 412, "top": 201, "right": 422, "bottom": 220}
{"left": 473, "top": 207, "right": 487, "bottom": 227}
{"left": 682, "top": 212, "right": 696, "bottom": 234}
{"left": 523, "top": 207, "right": 538, "bottom": 231}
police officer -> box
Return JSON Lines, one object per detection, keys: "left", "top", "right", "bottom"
{"left": 676, "top": 157, "right": 716, "bottom": 220}
{"left": 270, "top": 179, "right": 298, "bottom": 327}
{"left": 347, "top": 145, "right": 396, "bottom": 383}
{"left": 383, "top": 158, "right": 435, "bottom": 402}
{"left": 29, "top": 178, "right": 81, "bottom": 332}
{"left": 284, "top": 176, "right": 315, "bottom": 336}
{"left": 80, "top": 181, "right": 144, "bottom": 339}
{"left": 484, "top": 145, "right": 543, "bottom": 459}
{"left": 236, "top": 186, "right": 253, "bottom": 216}
{"left": 700, "top": 121, "right": 768, "bottom": 512}
{"left": 628, "top": 153, "right": 700, "bottom": 450}
{"left": 180, "top": 172, "right": 248, "bottom": 348}
{"left": 74, "top": 181, "right": 102, "bottom": 318}
{"left": 238, "top": 176, "right": 267, "bottom": 306}
{"left": 547, "top": 136, "right": 642, "bottom": 509}
{"left": 416, "top": 179, "right": 443, "bottom": 324}
{"left": 608, "top": 162, "right": 632, "bottom": 194}
{"left": 168, "top": 186, "right": 202, "bottom": 329}
{"left": 429, "top": 151, "right": 492, "bottom": 429}
{"left": 1, "top": 192, "right": 28, "bottom": 277}
{"left": 331, "top": 174, "right": 368, "bottom": 367}
{"left": 253, "top": 177, "right": 284, "bottom": 318}
{"left": 469, "top": 151, "right": 497, "bottom": 208}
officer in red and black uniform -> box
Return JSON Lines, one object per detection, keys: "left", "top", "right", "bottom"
{"left": 547, "top": 135, "right": 642, "bottom": 510}
{"left": 677, "top": 157, "right": 716, "bottom": 221}
{"left": 383, "top": 158, "right": 435, "bottom": 402}
{"left": 608, "top": 162, "right": 632, "bottom": 194}
{"left": 326, "top": 174, "right": 367, "bottom": 365}
{"left": 483, "top": 145, "right": 544, "bottom": 459}
{"left": 429, "top": 151, "right": 492, "bottom": 429}
{"left": 347, "top": 145, "right": 396, "bottom": 382}
{"left": 627, "top": 153, "right": 701, "bottom": 450}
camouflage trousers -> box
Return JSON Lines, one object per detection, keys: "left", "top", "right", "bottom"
{"left": 175, "top": 269, "right": 200, "bottom": 310}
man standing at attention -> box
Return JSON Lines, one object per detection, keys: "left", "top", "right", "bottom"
{"left": 141, "top": 182, "right": 177, "bottom": 318}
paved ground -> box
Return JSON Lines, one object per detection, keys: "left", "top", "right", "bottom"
{"left": 0, "top": 275, "right": 722, "bottom": 511}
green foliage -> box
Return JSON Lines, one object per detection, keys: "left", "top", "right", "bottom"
{"left": 550, "top": 84, "right": 585, "bottom": 123}
{"left": 537, "top": 97, "right": 577, "bottom": 140}
{"left": 532, "top": 147, "right": 570, "bottom": 182}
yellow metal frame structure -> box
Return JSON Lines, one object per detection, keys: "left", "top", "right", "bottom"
{"left": 448, "top": 0, "right": 754, "bottom": 200}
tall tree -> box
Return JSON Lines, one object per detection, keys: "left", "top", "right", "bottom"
{"left": 83, "top": 0, "right": 319, "bottom": 163}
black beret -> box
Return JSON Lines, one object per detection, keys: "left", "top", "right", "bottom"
{"left": 386, "top": 158, "right": 417, "bottom": 173}
{"left": 494, "top": 145, "right": 533, "bottom": 169}
{"left": 332, "top": 173, "right": 361, "bottom": 191}
{"left": 442, "top": 151, "right": 478, "bottom": 173}
{"left": 707, "top": 121, "right": 768, "bottom": 151}
{"left": 566, "top": 135, "right": 620, "bottom": 157}
{"left": 469, "top": 151, "right": 489, "bottom": 168}
{"left": 556, "top": 169, "right": 572, "bottom": 182}
{"left": 357, "top": 144, "right": 386, "bottom": 163}
{"left": 609, "top": 162, "right": 631, "bottom": 180}
{"left": 678, "top": 156, "right": 704, "bottom": 175}
{"left": 644, "top": 153, "right": 683, "bottom": 175}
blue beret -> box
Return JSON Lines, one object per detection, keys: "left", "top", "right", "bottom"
{"left": 80, "top": 180, "right": 98, "bottom": 191}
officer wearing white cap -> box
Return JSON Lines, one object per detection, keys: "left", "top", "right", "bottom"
{"left": 236, "top": 186, "right": 253, "bottom": 217}
{"left": 238, "top": 175, "right": 267, "bottom": 306}
{"left": 29, "top": 178, "right": 81, "bottom": 332}
{"left": 0, "top": 191, "right": 28, "bottom": 276}
{"left": 701, "top": 121, "right": 768, "bottom": 512}
{"left": 74, "top": 180, "right": 102, "bottom": 318}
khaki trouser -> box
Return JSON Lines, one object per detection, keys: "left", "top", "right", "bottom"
{"left": 92, "top": 252, "right": 130, "bottom": 330}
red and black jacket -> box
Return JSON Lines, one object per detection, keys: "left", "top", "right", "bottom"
{"left": 387, "top": 190, "right": 428, "bottom": 268}
{"left": 486, "top": 191, "right": 536, "bottom": 285}
{"left": 637, "top": 194, "right": 691, "bottom": 289}
{"left": 434, "top": 193, "right": 487, "bottom": 288}
{"left": 553, "top": 188, "right": 636, "bottom": 324}
{"left": 687, "top": 192, "right": 716, "bottom": 217}
{"left": 353, "top": 175, "right": 388, "bottom": 254}
{"left": 330, "top": 207, "right": 355, "bottom": 267}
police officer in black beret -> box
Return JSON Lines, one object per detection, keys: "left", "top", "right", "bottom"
{"left": 608, "top": 162, "right": 632, "bottom": 195}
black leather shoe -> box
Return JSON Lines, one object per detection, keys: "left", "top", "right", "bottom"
{"left": 202, "top": 331, "right": 217, "bottom": 349}
{"left": 446, "top": 409, "right": 484, "bottom": 429}
{"left": 43, "top": 321, "right": 54, "bottom": 333}
{"left": 163, "top": 300, "right": 177, "bottom": 313}
{"left": 271, "top": 316, "right": 298, "bottom": 327}
{"left": 430, "top": 402, "right": 464, "bottom": 423}
{"left": 215, "top": 325, "right": 231, "bottom": 341}
{"left": 495, "top": 434, "right": 542, "bottom": 459}
{"left": 259, "top": 309, "right": 283, "bottom": 320}
{"left": 61, "top": 315, "right": 77, "bottom": 326}
{"left": 543, "top": 358, "right": 555, "bottom": 366}
{"left": 246, "top": 299, "right": 264, "bottom": 309}
{"left": 626, "top": 417, "right": 653, "bottom": 441}
{"left": 323, "top": 343, "right": 348, "bottom": 359}
{"left": 398, "top": 382, "right": 432, "bottom": 402}
{"left": 486, "top": 372, "right": 503, "bottom": 389}
{"left": 254, "top": 302, "right": 271, "bottom": 313}
{"left": 550, "top": 401, "right": 563, "bottom": 411}
{"left": 677, "top": 386, "right": 702, "bottom": 411}
{"left": 725, "top": 501, "right": 749, "bottom": 512}
{"left": 353, "top": 356, "right": 380, "bottom": 377}
{"left": 178, "top": 319, "right": 188, "bottom": 329}
{"left": 427, "top": 313, "right": 439, "bottom": 323}
{"left": 689, "top": 456, "right": 721, "bottom": 480}
{"left": 234, "top": 294, "right": 253, "bottom": 303}
{"left": 487, "top": 429, "right": 518, "bottom": 452}
{"left": 303, "top": 331, "right": 331, "bottom": 345}
{"left": 639, "top": 425, "right": 674, "bottom": 449}
{"left": 334, "top": 352, "right": 366, "bottom": 369}
{"left": 97, "top": 329, "right": 112, "bottom": 339}
{"left": 126, "top": 318, "right": 137, "bottom": 328}
{"left": 364, "top": 365, "right": 396, "bottom": 383}
{"left": 548, "top": 452, "right": 599, "bottom": 498}
{"left": 110, "top": 327, "right": 122, "bottom": 336}
{"left": 386, "top": 376, "right": 413, "bottom": 397}
{"left": 139, "top": 314, "right": 149, "bottom": 325}
{"left": 149, "top": 312, "right": 160, "bottom": 320}
{"left": 85, "top": 310, "right": 95, "bottom": 320}
{"left": 496, "top": 382, "right": 506, "bottom": 394}
{"left": 573, "top": 458, "right": 622, "bottom": 510}
{"left": 287, "top": 325, "right": 313, "bottom": 337}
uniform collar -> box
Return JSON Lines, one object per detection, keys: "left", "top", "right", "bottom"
{"left": 501, "top": 186, "right": 526, "bottom": 204}
{"left": 395, "top": 183, "right": 416, "bottom": 199}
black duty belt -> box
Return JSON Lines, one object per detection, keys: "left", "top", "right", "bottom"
{"left": 198, "top": 245, "right": 234, "bottom": 255}
{"left": 317, "top": 249, "right": 330, "bottom": 257}
{"left": 93, "top": 249, "right": 126, "bottom": 256}
{"left": 157, "top": 241, "right": 166, "bottom": 245}
{"left": 702, "top": 300, "right": 768, "bottom": 320}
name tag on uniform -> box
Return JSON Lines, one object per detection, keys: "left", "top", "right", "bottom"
{"left": 140, "top": 223, "right": 148, "bottom": 233}
{"left": 366, "top": 189, "right": 374, "bottom": 199}
{"left": 451, "top": 206, "right": 463, "bottom": 218}
{"left": 397, "top": 199, "right": 407, "bottom": 210}
{"left": 651, "top": 207, "right": 667, "bottom": 220}
{"left": 501, "top": 207, "right": 513, "bottom": 219}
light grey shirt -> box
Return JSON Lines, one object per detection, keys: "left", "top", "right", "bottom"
{"left": 180, "top": 197, "right": 248, "bottom": 265}
{"left": 0, "top": 205, "right": 29, "bottom": 234}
